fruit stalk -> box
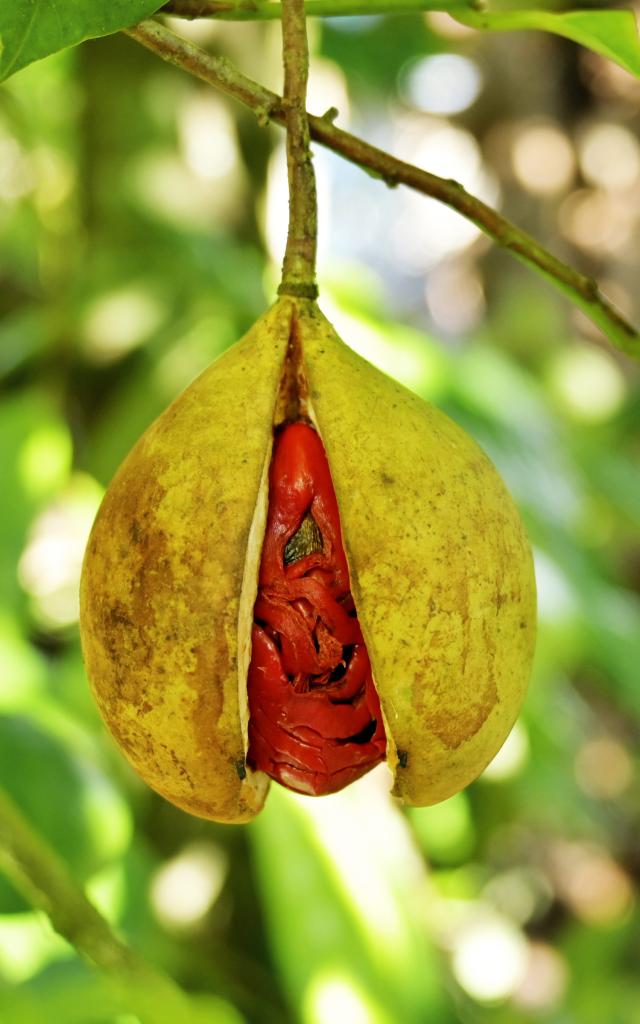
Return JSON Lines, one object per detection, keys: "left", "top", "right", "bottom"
{"left": 278, "top": 0, "right": 319, "bottom": 300}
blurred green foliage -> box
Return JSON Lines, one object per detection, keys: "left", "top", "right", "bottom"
{"left": 1, "top": 11, "right": 639, "bottom": 1024}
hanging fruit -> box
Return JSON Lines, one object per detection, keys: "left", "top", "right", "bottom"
{"left": 79, "top": 297, "right": 536, "bottom": 823}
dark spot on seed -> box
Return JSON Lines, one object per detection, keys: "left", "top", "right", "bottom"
{"left": 235, "top": 759, "right": 247, "bottom": 780}
{"left": 398, "top": 749, "right": 409, "bottom": 768}
{"left": 284, "top": 511, "right": 323, "bottom": 565}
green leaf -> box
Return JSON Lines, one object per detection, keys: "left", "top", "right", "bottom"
{"left": 249, "top": 787, "right": 451, "bottom": 1022}
{"left": 454, "top": 8, "right": 640, "bottom": 78}
{"left": 0, "top": 0, "right": 165, "bottom": 83}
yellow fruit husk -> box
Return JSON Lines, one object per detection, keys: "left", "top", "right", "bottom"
{"left": 80, "top": 296, "right": 536, "bottom": 823}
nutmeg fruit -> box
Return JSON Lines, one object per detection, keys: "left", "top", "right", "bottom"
{"left": 79, "top": 297, "right": 536, "bottom": 823}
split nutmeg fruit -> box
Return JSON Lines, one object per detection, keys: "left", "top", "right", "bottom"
{"left": 79, "top": 298, "right": 536, "bottom": 823}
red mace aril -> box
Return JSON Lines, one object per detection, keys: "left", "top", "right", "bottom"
{"left": 247, "top": 421, "right": 386, "bottom": 795}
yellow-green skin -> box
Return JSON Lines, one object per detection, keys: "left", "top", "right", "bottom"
{"left": 80, "top": 297, "right": 536, "bottom": 822}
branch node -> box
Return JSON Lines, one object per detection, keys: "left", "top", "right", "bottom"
{"left": 322, "top": 106, "right": 339, "bottom": 124}
{"left": 255, "top": 104, "right": 273, "bottom": 127}
{"left": 278, "top": 281, "right": 319, "bottom": 299}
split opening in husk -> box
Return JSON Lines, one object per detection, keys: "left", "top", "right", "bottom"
{"left": 237, "top": 307, "right": 389, "bottom": 797}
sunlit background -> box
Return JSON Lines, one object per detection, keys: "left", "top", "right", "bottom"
{"left": 1, "top": 7, "right": 640, "bottom": 1023}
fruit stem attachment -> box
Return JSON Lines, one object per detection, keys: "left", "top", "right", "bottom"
{"left": 278, "top": 0, "right": 319, "bottom": 301}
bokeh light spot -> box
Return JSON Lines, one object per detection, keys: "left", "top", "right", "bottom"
{"left": 426, "top": 11, "right": 477, "bottom": 39}
{"left": 401, "top": 54, "right": 482, "bottom": 115}
{"left": 18, "top": 421, "right": 72, "bottom": 499}
{"left": 83, "top": 287, "right": 167, "bottom": 365}
{"left": 151, "top": 842, "right": 227, "bottom": 932}
{"left": 425, "top": 261, "right": 485, "bottom": 334}
{"left": 18, "top": 473, "right": 104, "bottom": 630}
{"left": 304, "top": 971, "right": 391, "bottom": 1024}
{"left": 548, "top": 346, "right": 626, "bottom": 422}
{"left": 512, "top": 122, "right": 575, "bottom": 195}
{"left": 483, "top": 868, "right": 553, "bottom": 926}
{"left": 549, "top": 842, "right": 634, "bottom": 926}
{"left": 179, "top": 94, "right": 238, "bottom": 182}
{"left": 34, "top": 145, "right": 75, "bottom": 212}
{"left": 391, "top": 118, "right": 499, "bottom": 269}
{"left": 559, "top": 188, "right": 630, "bottom": 254}
{"left": 513, "top": 942, "right": 569, "bottom": 1011}
{"left": 0, "top": 137, "right": 34, "bottom": 201}
{"left": 578, "top": 122, "right": 640, "bottom": 192}
{"left": 451, "top": 914, "right": 528, "bottom": 1003}
{"left": 0, "top": 913, "right": 70, "bottom": 983}
{"left": 574, "top": 736, "right": 634, "bottom": 799}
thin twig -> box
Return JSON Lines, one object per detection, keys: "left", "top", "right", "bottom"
{"left": 125, "top": 18, "right": 640, "bottom": 360}
{"left": 162, "top": 0, "right": 478, "bottom": 19}
{"left": 0, "top": 786, "right": 198, "bottom": 1024}
{"left": 279, "top": 0, "right": 318, "bottom": 298}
